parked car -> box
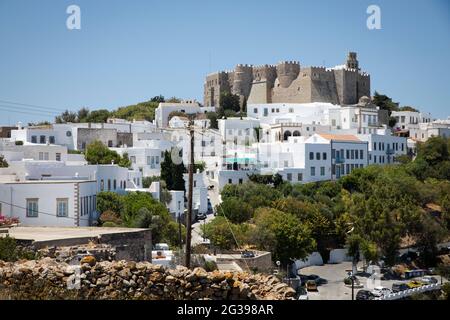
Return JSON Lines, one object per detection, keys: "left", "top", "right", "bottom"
{"left": 407, "top": 280, "right": 425, "bottom": 289}
{"left": 241, "top": 250, "right": 255, "bottom": 259}
{"left": 307, "top": 274, "right": 326, "bottom": 285}
{"left": 356, "top": 289, "right": 375, "bottom": 300}
{"left": 154, "top": 243, "right": 169, "bottom": 251}
{"left": 208, "top": 185, "right": 215, "bottom": 190}
{"left": 196, "top": 212, "right": 207, "bottom": 220}
{"left": 371, "top": 286, "right": 392, "bottom": 297}
{"left": 306, "top": 280, "right": 318, "bottom": 291}
{"left": 392, "top": 283, "right": 409, "bottom": 292}
{"left": 297, "top": 287, "right": 308, "bottom": 300}
{"left": 420, "top": 276, "right": 438, "bottom": 284}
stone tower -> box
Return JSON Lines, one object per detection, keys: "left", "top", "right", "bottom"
{"left": 275, "top": 61, "right": 300, "bottom": 88}
{"left": 346, "top": 52, "right": 359, "bottom": 70}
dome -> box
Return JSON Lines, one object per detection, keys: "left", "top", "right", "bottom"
{"left": 358, "top": 96, "right": 371, "bottom": 105}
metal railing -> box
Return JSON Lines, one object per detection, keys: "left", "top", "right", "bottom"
{"left": 374, "top": 283, "right": 441, "bottom": 300}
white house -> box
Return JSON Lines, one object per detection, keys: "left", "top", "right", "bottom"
{"left": 392, "top": 110, "right": 433, "bottom": 131}
{"left": 357, "top": 134, "right": 408, "bottom": 165}
{"left": 155, "top": 100, "right": 215, "bottom": 128}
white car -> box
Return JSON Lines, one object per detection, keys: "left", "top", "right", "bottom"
{"left": 371, "top": 286, "right": 392, "bottom": 297}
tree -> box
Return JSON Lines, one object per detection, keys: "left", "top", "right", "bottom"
{"left": 85, "top": 140, "right": 130, "bottom": 168}
{"left": 217, "top": 197, "right": 253, "bottom": 223}
{"left": 219, "top": 92, "right": 241, "bottom": 112}
{"left": 206, "top": 112, "right": 218, "bottom": 129}
{"left": 160, "top": 150, "right": 186, "bottom": 191}
{"left": 77, "top": 107, "right": 90, "bottom": 122}
{"left": 150, "top": 95, "right": 165, "bottom": 103}
{"left": 85, "top": 109, "right": 110, "bottom": 123}
{"left": 55, "top": 110, "right": 77, "bottom": 123}
{"left": 0, "top": 155, "right": 8, "bottom": 168}
{"left": 252, "top": 208, "right": 316, "bottom": 266}
{"left": 96, "top": 191, "right": 124, "bottom": 216}
{"left": 372, "top": 91, "right": 399, "bottom": 115}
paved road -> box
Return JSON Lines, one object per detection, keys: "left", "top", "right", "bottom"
{"left": 299, "top": 261, "right": 444, "bottom": 300}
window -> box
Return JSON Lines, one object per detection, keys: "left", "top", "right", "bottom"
{"left": 253, "top": 108, "right": 258, "bottom": 114}
{"left": 113, "top": 179, "right": 117, "bottom": 190}
{"left": 374, "top": 156, "right": 377, "bottom": 163}
{"left": 310, "top": 167, "right": 316, "bottom": 176}
{"left": 56, "top": 153, "right": 61, "bottom": 161}
{"left": 155, "top": 156, "right": 160, "bottom": 165}
{"left": 331, "top": 149, "right": 336, "bottom": 159}
{"left": 360, "top": 150, "right": 364, "bottom": 159}
{"left": 66, "top": 131, "right": 72, "bottom": 137}
{"left": 38, "top": 152, "right": 49, "bottom": 160}
{"left": 56, "top": 198, "right": 68, "bottom": 217}
{"left": 309, "top": 152, "right": 314, "bottom": 160}
{"left": 239, "top": 178, "right": 243, "bottom": 184}
{"left": 355, "top": 150, "right": 359, "bottom": 159}
{"left": 100, "top": 179, "right": 104, "bottom": 191}
{"left": 287, "top": 173, "right": 292, "bottom": 181}
{"left": 40, "top": 135, "right": 46, "bottom": 143}
{"left": 320, "top": 167, "right": 325, "bottom": 176}
{"left": 228, "top": 179, "right": 232, "bottom": 184}
{"left": 26, "top": 199, "right": 39, "bottom": 217}
{"left": 323, "top": 153, "right": 327, "bottom": 160}
{"left": 332, "top": 164, "right": 336, "bottom": 175}
{"left": 49, "top": 136, "right": 55, "bottom": 144}
{"left": 31, "top": 135, "right": 37, "bottom": 143}
{"left": 284, "top": 160, "right": 289, "bottom": 167}
{"left": 373, "top": 142, "right": 377, "bottom": 150}
{"left": 108, "top": 140, "right": 113, "bottom": 147}
{"left": 351, "top": 150, "right": 354, "bottom": 159}
{"left": 298, "top": 173, "right": 303, "bottom": 181}
{"left": 346, "top": 150, "right": 350, "bottom": 159}
{"left": 316, "top": 152, "right": 321, "bottom": 160}
{"left": 346, "top": 164, "right": 350, "bottom": 174}
{"left": 108, "top": 179, "right": 111, "bottom": 191}
{"left": 130, "top": 156, "right": 136, "bottom": 164}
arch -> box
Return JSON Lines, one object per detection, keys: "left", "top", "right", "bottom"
{"left": 283, "top": 130, "right": 292, "bottom": 141}
{"left": 293, "top": 130, "right": 301, "bottom": 137}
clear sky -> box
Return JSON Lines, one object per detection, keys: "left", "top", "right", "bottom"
{"left": 0, "top": 0, "right": 449, "bottom": 124}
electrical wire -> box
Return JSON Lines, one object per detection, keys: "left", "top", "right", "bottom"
{"left": 0, "top": 199, "right": 91, "bottom": 222}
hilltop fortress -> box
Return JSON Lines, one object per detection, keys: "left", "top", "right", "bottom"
{"left": 204, "top": 52, "right": 370, "bottom": 107}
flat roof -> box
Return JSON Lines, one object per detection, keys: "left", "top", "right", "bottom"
{"left": 7, "top": 226, "right": 148, "bottom": 242}
{"left": 319, "top": 133, "right": 362, "bottom": 142}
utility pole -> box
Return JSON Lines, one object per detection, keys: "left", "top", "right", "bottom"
{"left": 185, "top": 122, "right": 194, "bottom": 268}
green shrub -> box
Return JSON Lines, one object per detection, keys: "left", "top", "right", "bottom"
{"left": 204, "top": 260, "right": 218, "bottom": 272}
{"left": 102, "top": 221, "right": 119, "bottom": 228}
{"left": 14, "top": 140, "right": 23, "bottom": 146}
{"left": 0, "top": 236, "right": 35, "bottom": 262}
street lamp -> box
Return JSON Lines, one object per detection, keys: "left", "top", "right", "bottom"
{"left": 348, "top": 271, "right": 355, "bottom": 300}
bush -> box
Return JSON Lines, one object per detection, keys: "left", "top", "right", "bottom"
{"left": 204, "top": 260, "right": 218, "bottom": 272}
{"left": 101, "top": 221, "right": 119, "bottom": 228}
{"left": 99, "top": 210, "right": 122, "bottom": 225}
{"left": 0, "top": 236, "right": 35, "bottom": 262}
{"left": 14, "top": 140, "right": 23, "bottom": 146}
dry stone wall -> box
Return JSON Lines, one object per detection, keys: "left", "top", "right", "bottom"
{"left": 0, "top": 257, "right": 295, "bottom": 300}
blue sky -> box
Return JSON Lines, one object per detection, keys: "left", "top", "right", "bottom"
{"left": 0, "top": 0, "right": 449, "bottom": 124}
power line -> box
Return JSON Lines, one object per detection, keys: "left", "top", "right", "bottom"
{"left": 0, "top": 200, "right": 90, "bottom": 222}
{"left": 0, "top": 99, "right": 65, "bottom": 112}
{"left": 0, "top": 106, "right": 56, "bottom": 118}
{"left": 0, "top": 104, "right": 59, "bottom": 116}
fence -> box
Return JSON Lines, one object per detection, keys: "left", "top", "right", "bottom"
{"left": 374, "top": 283, "right": 441, "bottom": 300}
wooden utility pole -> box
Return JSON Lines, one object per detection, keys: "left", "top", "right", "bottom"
{"left": 185, "top": 122, "right": 194, "bottom": 268}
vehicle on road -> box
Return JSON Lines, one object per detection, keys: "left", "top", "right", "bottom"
{"left": 297, "top": 287, "right": 308, "bottom": 300}
{"left": 356, "top": 289, "right": 375, "bottom": 300}
{"left": 241, "top": 250, "right": 255, "bottom": 259}
{"left": 407, "top": 280, "right": 425, "bottom": 289}
{"left": 420, "top": 276, "right": 438, "bottom": 284}
{"left": 307, "top": 274, "right": 327, "bottom": 285}
{"left": 208, "top": 185, "right": 215, "bottom": 190}
{"left": 306, "top": 280, "right": 318, "bottom": 291}
{"left": 196, "top": 212, "right": 207, "bottom": 220}
{"left": 392, "top": 283, "right": 409, "bottom": 292}
{"left": 371, "top": 286, "right": 392, "bottom": 297}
